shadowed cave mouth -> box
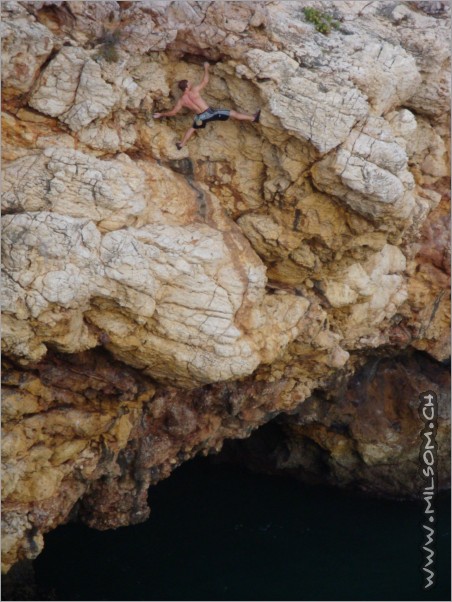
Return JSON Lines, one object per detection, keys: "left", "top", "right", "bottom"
{"left": 25, "top": 350, "right": 452, "bottom": 601}
{"left": 218, "top": 349, "right": 451, "bottom": 499}
{"left": 6, "top": 350, "right": 451, "bottom": 601}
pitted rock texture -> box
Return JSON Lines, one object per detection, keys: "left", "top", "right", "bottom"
{"left": 1, "top": 0, "right": 450, "bottom": 573}
{"left": 1, "top": 352, "right": 155, "bottom": 572}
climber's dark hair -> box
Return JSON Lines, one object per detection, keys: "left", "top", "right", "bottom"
{"left": 178, "top": 80, "right": 189, "bottom": 91}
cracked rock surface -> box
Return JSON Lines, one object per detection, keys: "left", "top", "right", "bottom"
{"left": 1, "top": 0, "right": 450, "bottom": 572}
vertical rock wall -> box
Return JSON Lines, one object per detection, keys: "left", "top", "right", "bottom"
{"left": 1, "top": 0, "right": 450, "bottom": 572}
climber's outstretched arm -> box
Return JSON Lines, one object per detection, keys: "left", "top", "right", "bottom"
{"left": 153, "top": 99, "right": 183, "bottom": 119}
{"left": 193, "top": 62, "right": 210, "bottom": 92}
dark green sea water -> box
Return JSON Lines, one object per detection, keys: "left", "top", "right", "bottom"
{"left": 34, "top": 458, "right": 451, "bottom": 601}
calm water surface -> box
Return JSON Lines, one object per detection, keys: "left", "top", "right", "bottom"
{"left": 34, "top": 458, "right": 451, "bottom": 601}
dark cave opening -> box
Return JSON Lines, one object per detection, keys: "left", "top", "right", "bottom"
{"left": 20, "top": 456, "right": 452, "bottom": 601}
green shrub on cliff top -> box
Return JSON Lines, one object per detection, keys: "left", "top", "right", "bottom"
{"left": 303, "top": 7, "right": 340, "bottom": 34}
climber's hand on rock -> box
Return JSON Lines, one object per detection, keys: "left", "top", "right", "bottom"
{"left": 203, "top": 62, "right": 210, "bottom": 70}
{"left": 153, "top": 113, "right": 162, "bottom": 119}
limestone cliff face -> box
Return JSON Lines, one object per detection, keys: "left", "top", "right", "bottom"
{"left": 1, "top": 0, "right": 450, "bottom": 572}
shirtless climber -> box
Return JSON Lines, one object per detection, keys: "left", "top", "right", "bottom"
{"left": 153, "top": 62, "right": 260, "bottom": 149}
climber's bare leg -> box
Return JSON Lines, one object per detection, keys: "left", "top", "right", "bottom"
{"left": 177, "top": 127, "right": 196, "bottom": 149}
{"left": 230, "top": 109, "right": 260, "bottom": 122}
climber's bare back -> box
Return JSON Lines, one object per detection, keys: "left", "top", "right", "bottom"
{"left": 180, "top": 88, "right": 209, "bottom": 114}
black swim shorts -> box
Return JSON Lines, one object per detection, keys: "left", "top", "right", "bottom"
{"left": 193, "top": 107, "right": 230, "bottom": 129}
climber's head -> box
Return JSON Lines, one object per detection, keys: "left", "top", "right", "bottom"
{"left": 178, "top": 79, "right": 190, "bottom": 92}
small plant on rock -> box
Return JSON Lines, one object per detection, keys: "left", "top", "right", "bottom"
{"left": 94, "top": 28, "right": 121, "bottom": 63}
{"left": 303, "top": 7, "right": 340, "bottom": 34}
